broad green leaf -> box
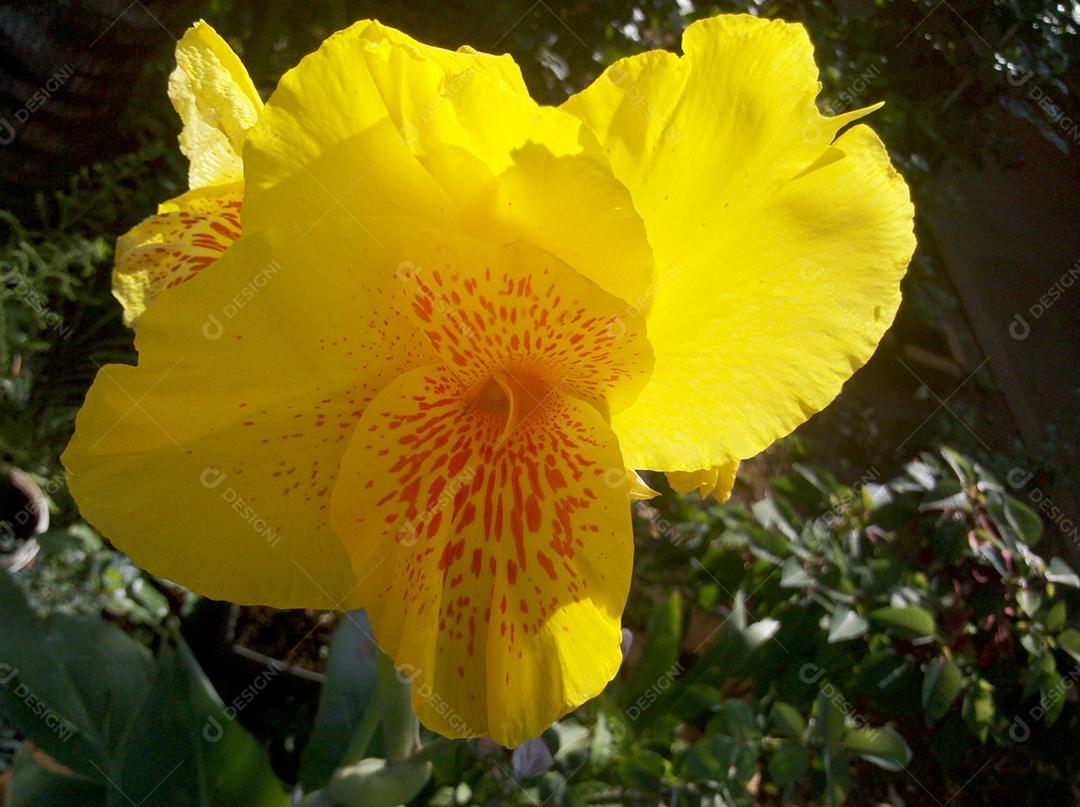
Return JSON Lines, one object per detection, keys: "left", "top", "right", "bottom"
{"left": 842, "top": 727, "right": 912, "bottom": 771}
{"left": 822, "top": 745, "right": 850, "bottom": 806}
{"left": 779, "top": 556, "right": 813, "bottom": 589}
{"left": 767, "top": 742, "right": 809, "bottom": 787}
{"left": 1047, "top": 558, "right": 1080, "bottom": 588}
{"left": 961, "top": 679, "right": 995, "bottom": 743}
{"left": 114, "top": 634, "right": 288, "bottom": 807}
{"left": 1004, "top": 495, "right": 1043, "bottom": 546}
{"left": 922, "top": 657, "right": 963, "bottom": 722}
{"left": 752, "top": 496, "right": 799, "bottom": 541}
{"left": 940, "top": 447, "right": 975, "bottom": 487}
{"left": 769, "top": 702, "right": 806, "bottom": 738}
{"left": 6, "top": 745, "right": 106, "bottom": 807}
{"left": 904, "top": 460, "right": 938, "bottom": 491}
{"left": 975, "top": 543, "right": 1010, "bottom": 579}
{"left": 815, "top": 689, "right": 846, "bottom": 746}
{"left": 1017, "top": 588, "right": 1043, "bottom": 617}
{"left": 828, "top": 607, "right": 869, "bottom": 643}
{"left": 1056, "top": 628, "right": 1080, "bottom": 664}
{"left": 588, "top": 711, "right": 621, "bottom": 769}
{"left": 919, "top": 481, "right": 968, "bottom": 513}
{"left": 298, "top": 610, "right": 379, "bottom": 790}
{"left": 1041, "top": 600, "right": 1067, "bottom": 632}
{"left": 869, "top": 606, "right": 936, "bottom": 639}
{"left": 326, "top": 758, "right": 432, "bottom": 807}
{"left": 624, "top": 591, "right": 683, "bottom": 707}
{"left": 712, "top": 695, "right": 764, "bottom": 743}
{"left": 648, "top": 614, "right": 777, "bottom": 725}
{"left": 0, "top": 570, "right": 153, "bottom": 781}
{"left": 680, "top": 735, "right": 757, "bottom": 785}
{"left": 1039, "top": 668, "right": 1066, "bottom": 726}
{"left": 619, "top": 749, "right": 670, "bottom": 790}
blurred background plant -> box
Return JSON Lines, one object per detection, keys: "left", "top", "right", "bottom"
{"left": 1, "top": 1, "right": 1077, "bottom": 805}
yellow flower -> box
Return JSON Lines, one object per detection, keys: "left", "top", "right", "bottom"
{"left": 112, "top": 21, "right": 261, "bottom": 325}
{"left": 63, "top": 15, "right": 914, "bottom": 746}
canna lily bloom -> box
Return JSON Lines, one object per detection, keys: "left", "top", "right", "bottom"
{"left": 64, "top": 15, "right": 914, "bottom": 745}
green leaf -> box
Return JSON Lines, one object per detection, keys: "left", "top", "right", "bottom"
{"left": 680, "top": 735, "right": 757, "bottom": 785}
{"left": 326, "top": 758, "right": 432, "bottom": 807}
{"left": 0, "top": 570, "right": 154, "bottom": 781}
{"left": 619, "top": 749, "right": 671, "bottom": 790}
{"left": 715, "top": 699, "right": 761, "bottom": 740}
{"left": 869, "top": 606, "right": 936, "bottom": 639}
{"left": 1047, "top": 558, "right": 1080, "bottom": 588}
{"left": 922, "top": 657, "right": 963, "bottom": 722}
{"left": 961, "top": 679, "right": 995, "bottom": 743}
{"left": 1004, "top": 495, "right": 1043, "bottom": 546}
{"left": 822, "top": 744, "right": 850, "bottom": 806}
{"left": 1017, "top": 588, "right": 1043, "bottom": 617}
{"left": 752, "top": 496, "right": 799, "bottom": 541}
{"left": 769, "top": 702, "right": 806, "bottom": 738}
{"left": 1041, "top": 601, "right": 1067, "bottom": 633}
{"left": 767, "top": 742, "right": 809, "bottom": 787}
{"left": 779, "top": 556, "right": 813, "bottom": 589}
{"left": 624, "top": 591, "right": 683, "bottom": 708}
{"left": 647, "top": 613, "right": 777, "bottom": 725}
{"left": 1038, "top": 667, "right": 1066, "bottom": 726}
{"left": 940, "top": 447, "right": 976, "bottom": 487}
{"left": 588, "top": 711, "right": 621, "bottom": 769}
{"left": 299, "top": 610, "right": 379, "bottom": 790}
{"left": 842, "top": 727, "right": 912, "bottom": 771}
{"left": 1056, "top": 628, "right": 1080, "bottom": 664}
{"left": 6, "top": 745, "right": 107, "bottom": 807}
{"left": 828, "top": 607, "right": 869, "bottom": 643}
{"left": 815, "top": 689, "right": 846, "bottom": 746}
{"left": 114, "top": 633, "right": 288, "bottom": 807}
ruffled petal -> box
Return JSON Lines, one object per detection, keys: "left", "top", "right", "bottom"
{"left": 331, "top": 364, "right": 632, "bottom": 746}
{"left": 667, "top": 461, "right": 738, "bottom": 503}
{"left": 65, "top": 217, "right": 436, "bottom": 607}
{"left": 243, "top": 20, "right": 652, "bottom": 304}
{"left": 169, "top": 20, "right": 263, "bottom": 188}
{"left": 563, "top": 15, "right": 915, "bottom": 471}
{"left": 112, "top": 182, "right": 242, "bottom": 325}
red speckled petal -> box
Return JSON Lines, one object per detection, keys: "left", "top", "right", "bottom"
{"left": 392, "top": 229, "right": 652, "bottom": 416}
{"left": 331, "top": 363, "right": 632, "bottom": 746}
{"left": 113, "top": 182, "right": 244, "bottom": 325}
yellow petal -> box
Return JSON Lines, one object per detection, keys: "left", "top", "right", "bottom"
{"left": 64, "top": 217, "right": 436, "bottom": 607}
{"left": 563, "top": 15, "right": 915, "bottom": 471}
{"left": 667, "top": 461, "right": 738, "bottom": 503}
{"left": 243, "top": 19, "right": 652, "bottom": 304}
{"left": 169, "top": 20, "right": 263, "bottom": 188}
{"left": 331, "top": 364, "right": 632, "bottom": 746}
{"left": 627, "top": 470, "right": 660, "bottom": 501}
{"left": 112, "top": 182, "right": 242, "bottom": 326}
